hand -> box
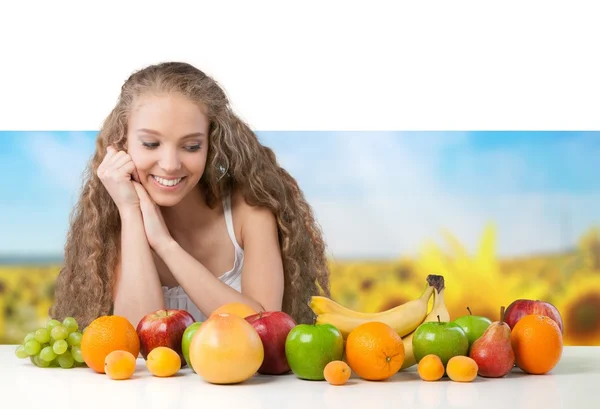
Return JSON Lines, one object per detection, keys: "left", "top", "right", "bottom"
{"left": 132, "top": 181, "right": 173, "bottom": 253}
{"left": 97, "top": 146, "right": 141, "bottom": 212}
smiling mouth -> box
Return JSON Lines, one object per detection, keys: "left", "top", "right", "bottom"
{"left": 151, "top": 175, "right": 186, "bottom": 187}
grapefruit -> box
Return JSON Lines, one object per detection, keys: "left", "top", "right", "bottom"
{"left": 190, "top": 313, "right": 264, "bottom": 384}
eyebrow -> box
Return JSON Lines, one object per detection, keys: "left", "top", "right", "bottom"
{"left": 136, "top": 128, "right": 206, "bottom": 139}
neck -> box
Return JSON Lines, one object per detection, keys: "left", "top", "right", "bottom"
{"left": 161, "top": 185, "right": 216, "bottom": 233}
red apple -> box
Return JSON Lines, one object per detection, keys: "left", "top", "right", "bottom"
{"left": 504, "top": 299, "right": 564, "bottom": 334}
{"left": 136, "top": 309, "right": 196, "bottom": 365}
{"left": 245, "top": 311, "right": 297, "bottom": 375}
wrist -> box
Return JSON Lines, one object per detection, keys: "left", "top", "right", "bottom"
{"left": 154, "top": 238, "right": 178, "bottom": 258}
{"left": 118, "top": 205, "right": 141, "bottom": 221}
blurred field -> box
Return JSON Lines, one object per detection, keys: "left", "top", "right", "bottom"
{"left": 1, "top": 224, "right": 599, "bottom": 345}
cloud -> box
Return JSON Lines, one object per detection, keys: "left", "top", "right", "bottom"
{"left": 23, "top": 132, "right": 95, "bottom": 197}
{"left": 0, "top": 132, "right": 96, "bottom": 256}
{"left": 289, "top": 132, "right": 598, "bottom": 259}
{"left": 7, "top": 130, "right": 597, "bottom": 259}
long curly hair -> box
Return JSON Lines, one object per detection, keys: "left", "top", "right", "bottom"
{"left": 50, "top": 62, "right": 330, "bottom": 328}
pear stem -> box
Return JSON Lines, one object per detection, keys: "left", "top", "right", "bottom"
{"left": 312, "top": 314, "right": 317, "bottom": 325}
{"left": 500, "top": 306, "right": 506, "bottom": 323}
{"left": 437, "top": 315, "right": 441, "bottom": 323}
{"left": 467, "top": 306, "right": 472, "bottom": 316}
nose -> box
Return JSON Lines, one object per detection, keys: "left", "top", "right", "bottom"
{"left": 158, "top": 148, "right": 181, "bottom": 173}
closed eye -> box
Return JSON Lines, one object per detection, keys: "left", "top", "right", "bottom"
{"left": 141, "top": 141, "right": 202, "bottom": 152}
{"left": 184, "top": 144, "right": 202, "bottom": 152}
{"left": 142, "top": 142, "right": 159, "bottom": 149}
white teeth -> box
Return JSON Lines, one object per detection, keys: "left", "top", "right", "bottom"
{"left": 152, "top": 175, "right": 183, "bottom": 187}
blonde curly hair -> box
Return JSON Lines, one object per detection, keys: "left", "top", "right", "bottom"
{"left": 50, "top": 62, "right": 330, "bottom": 328}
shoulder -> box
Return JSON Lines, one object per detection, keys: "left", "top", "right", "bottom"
{"left": 230, "top": 187, "right": 278, "bottom": 247}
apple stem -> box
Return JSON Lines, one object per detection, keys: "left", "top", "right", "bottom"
{"left": 312, "top": 314, "right": 317, "bottom": 326}
{"left": 467, "top": 306, "right": 472, "bottom": 316}
{"left": 500, "top": 306, "right": 506, "bottom": 323}
{"left": 437, "top": 315, "right": 440, "bottom": 323}
{"left": 259, "top": 311, "right": 263, "bottom": 319}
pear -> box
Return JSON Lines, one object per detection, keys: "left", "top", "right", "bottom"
{"left": 468, "top": 306, "right": 515, "bottom": 378}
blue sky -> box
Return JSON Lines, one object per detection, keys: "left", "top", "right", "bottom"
{"left": 0, "top": 131, "right": 598, "bottom": 259}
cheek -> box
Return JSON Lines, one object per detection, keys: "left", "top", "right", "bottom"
{"left": 185, "top": 153, "right": 208, "bottom": 177}
{"left": 128, "top": 150, "right": 154, "bottom": 173}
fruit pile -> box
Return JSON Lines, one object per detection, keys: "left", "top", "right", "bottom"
{"left": 13, "top": 274, "right": 565, "bottom": 386}
{"left": 14, "top": 317, "right": 85, "bottom": 368}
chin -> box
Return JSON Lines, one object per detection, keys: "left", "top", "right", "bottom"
{"left": 148, "top": 192, "right": 185, "bottom": 207}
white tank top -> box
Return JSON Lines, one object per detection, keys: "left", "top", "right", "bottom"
{"left": 161, "top": 193, "right": 244, "bottom": 321}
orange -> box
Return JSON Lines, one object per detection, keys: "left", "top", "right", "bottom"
{"left": 80, "top": 315, "right": 140, "bottom": 373}
{"left": 190, "top": 313, "right": 264, "bottom": 384}
{"left": 324, "top": 360, "right": 352, "bottom": 386}
{"left": 417, "top": 354, "right": 445, "bottom": 381}
{"left": 104, "top": 350, "right": 136, "bottom": 380}
{"left": 210, "top": 302, "right": 257, "bottom": 318}
{"left": 345, "top": 321, "right": 405, "bottom": 381}
{"left": 446, "top": 356, "right": 478, "bottom": 382}
{"left": 510, "top": 314, "right": 563, "bottom": 374}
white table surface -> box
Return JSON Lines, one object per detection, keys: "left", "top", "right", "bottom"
{"left": 1, "top": 345, "right": 597, "bottom": 409}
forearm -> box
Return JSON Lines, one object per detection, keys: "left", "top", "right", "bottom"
{"left": 155, "top": 240, "right": 264, "bottom": 317}
{"left": 113, "top": 207, "right": 165, "bottom": 327}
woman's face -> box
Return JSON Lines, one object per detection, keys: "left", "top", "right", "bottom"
{"left": 126, "top": 92, "right": 210, "bottom": 207}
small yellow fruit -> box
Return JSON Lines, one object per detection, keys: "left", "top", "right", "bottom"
{"left": 105, "top": 350, "right": 136, "bottom": 380}
{"left": 146, "top": 346, "right": 181, "bottom": 377}
{"left": 324, "top": 360, "right": 352, "bottom": 385}
{"left": 446, "top": 356, "right": 478, "bottom": 382}
{"left": 417, "top": 354, "right": 445, "bottom": 381}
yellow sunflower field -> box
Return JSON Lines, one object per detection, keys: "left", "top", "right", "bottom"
{"left": 1, "top": 224, "right": 599, "bottom": 345}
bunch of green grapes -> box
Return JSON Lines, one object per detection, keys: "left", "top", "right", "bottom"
{"left": 14, "top": 317, "right": 86, "bottom": 369}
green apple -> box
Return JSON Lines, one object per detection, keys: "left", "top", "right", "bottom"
{"left": 181, "top": 322, "right": 202, "bottom": 371}
{"left": 452, "top": 307, "right": 492, "bottom": 352}
{"left": 285, "top": 323, "right": 343, "bottom": 380}
{"left": 413, "top": 316, "right": 469, "bottom": 366}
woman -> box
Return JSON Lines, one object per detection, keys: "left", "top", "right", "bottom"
{"left": 50, "top": 61, "right": 330, "bottom": 329}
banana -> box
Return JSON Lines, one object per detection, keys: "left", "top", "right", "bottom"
{"left": 313, "top": 275, "right": 445, "bottom": 339}
{"left": 310, "top": 274, "right": 445, "bottom": 319}
{"left": 310, "top": 296, "right": 380, "bottom": 318}
{"left": 399, "top": 283, "right": 451, "bottom": 371}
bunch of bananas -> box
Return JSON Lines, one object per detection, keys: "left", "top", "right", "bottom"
{"left": 309, "top": 274, "right": 450, "bottom": 370}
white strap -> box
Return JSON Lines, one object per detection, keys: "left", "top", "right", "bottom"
{"left": 223, "top": 194, "right": 242, "bottom": 252}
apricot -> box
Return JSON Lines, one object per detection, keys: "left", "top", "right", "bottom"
{"left": 104, "top": 350, "right": 136, "bottom": 380}
{"left": 146, "top": 346, "right": 181, "bottom": 377}
{"left": 324, "top": 360, "right": 352, "bottom": 386}
{"left": 211, "top": 302, "right": 257, "bottom": 319}
{"left": 446, "top": 356, "right": 478, "bottom": 382}
{"left": 417, "top": 354, "right": 445, "bottom": 381}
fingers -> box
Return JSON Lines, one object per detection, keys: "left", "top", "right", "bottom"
{"left": 97, "top": 146, "right": 136, "bottom": 179}
{"left": 132, "top": 181, "right": 152, "bottom": 206}
{"left": 117, "top": 160, "right": 137, "bottom": 177}
{"left": 105, "top": 145, "right": 117, "bottom": 160}
{"left": 112, "top": 151, "right": 133, "bottom": 170}
{"left": 132, "top": 181, "right": 144, "bottom": 197}
{"left": 132, "top": 167, "right": 141, "bottom": 183}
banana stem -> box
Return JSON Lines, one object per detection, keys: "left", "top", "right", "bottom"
{"left": 426, "top": 275, "right": 445, "bottom": 293}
